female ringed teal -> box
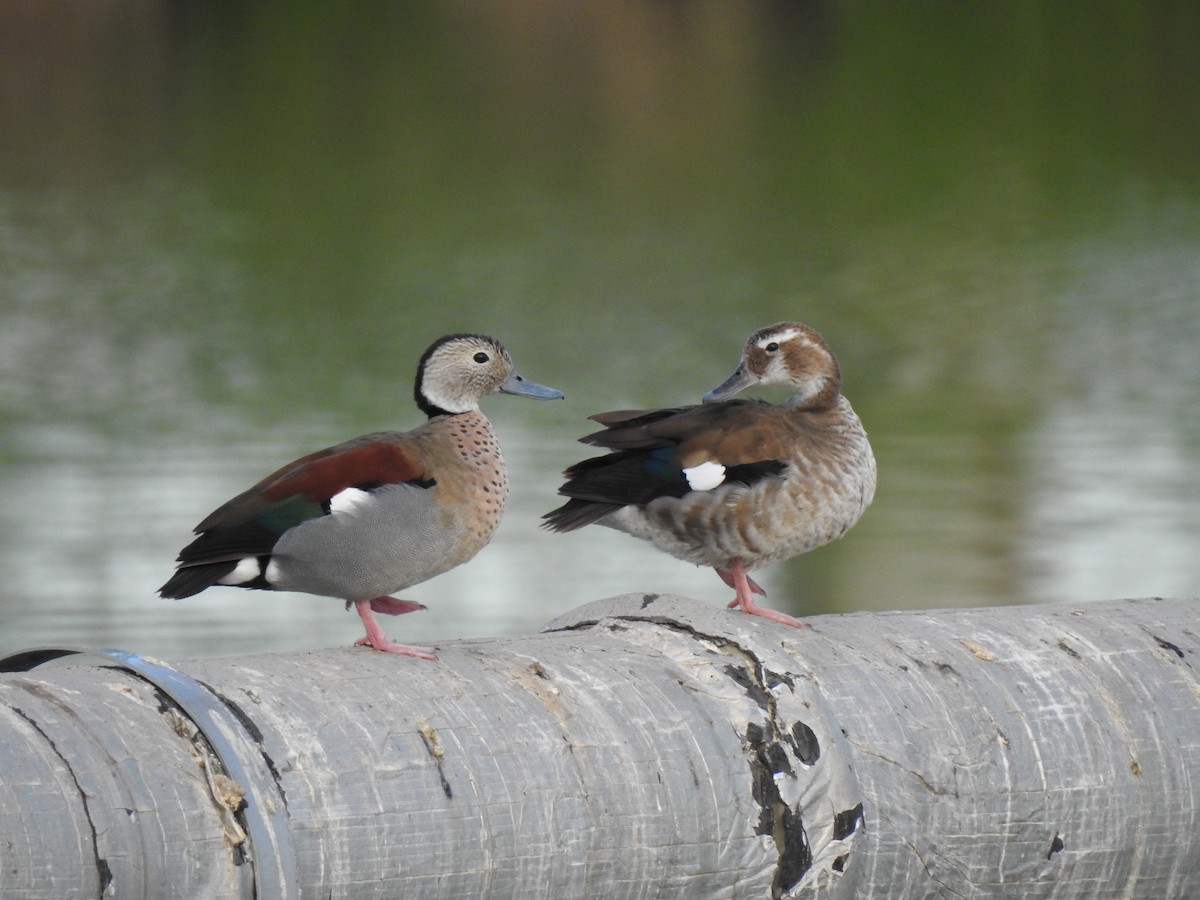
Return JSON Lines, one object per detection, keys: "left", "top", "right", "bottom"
{"left": 543, "top": 321, "right": 875, "bottom": 627}
{"left": 161, "top": 333, "right": 563, "bottom": 658}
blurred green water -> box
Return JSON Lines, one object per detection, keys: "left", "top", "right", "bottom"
{"left": 1, "top": 1, "right": 1198, "bottom": 658}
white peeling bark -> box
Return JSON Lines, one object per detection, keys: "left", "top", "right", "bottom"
{"left": 1, "top": 595, "right": 1198, "bottom": 899}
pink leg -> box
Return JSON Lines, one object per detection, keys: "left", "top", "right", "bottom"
{"left": 716, "top": 567, "right": 766, "bottom": 600}
{"left": 353, "top": 598, "right": 437, "bottom": 659}
{"left": 345, "top": 597, "right": 427, "bottom": 616}
{"left": 721, "top": 559, "right": 809, "bottom": 629}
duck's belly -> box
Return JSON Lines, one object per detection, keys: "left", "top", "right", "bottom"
{"left": 267, "top": 483, "right": 496, "bottom": 600}
{"left": 605, "top": 463, "right": 876, "bottom": 570}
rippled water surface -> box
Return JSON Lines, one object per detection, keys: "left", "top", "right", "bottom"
{"left": 2, "top": 3, "right": 1198, "bottom": 659}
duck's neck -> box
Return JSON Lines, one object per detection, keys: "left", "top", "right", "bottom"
{"left": 416, "top": 393, "right": 477, "bottom": 419}
{"left": 786, "top": 379, "right": 841, "bottom": 411}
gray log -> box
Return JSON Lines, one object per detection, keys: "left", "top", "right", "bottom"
{"left": 1, "top": 595, "right": 1198, "bottom": 899}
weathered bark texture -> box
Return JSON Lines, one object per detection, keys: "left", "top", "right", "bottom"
{"left": 1, "top": 594, "right": 1198, "bottom": 899}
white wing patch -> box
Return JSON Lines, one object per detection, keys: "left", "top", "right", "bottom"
{"left": 330, "top": 486, "right": 373, "bottom": 515}
{"left": 218, "top": 557, "right": 262, "bottom": 585}
{"left": 684, "top": 461, "right": 727, "bottom": 491}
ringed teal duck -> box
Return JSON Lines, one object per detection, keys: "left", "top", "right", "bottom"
{"left": 543, "top": 321, "right": 875, "bottom": 627}
{"left": 160, "top": 333, "right": 563, "bottom": 658}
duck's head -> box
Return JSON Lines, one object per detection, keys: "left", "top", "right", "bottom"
{"left": 702, "top": 321, "right": 841, "bottom": 409}
{"left": 415, "top": 333, "right": 564, "bottom": 417}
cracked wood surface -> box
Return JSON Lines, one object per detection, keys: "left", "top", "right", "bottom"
{"left": 1, "top": 595, "right": 1198, "bottom": 898}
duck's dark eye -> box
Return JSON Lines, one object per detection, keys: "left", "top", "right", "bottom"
{"left": 765, "top": 342, "right": 779, "bottom": 352}
{"left": 473, "top": 352, "right": 490, "bottom": 364}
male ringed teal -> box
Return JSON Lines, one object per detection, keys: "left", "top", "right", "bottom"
{"left": 543, "top": 321, "right": 875, "bottom": 627}
{"left": 160, "top": 333, "right": 563, "bottom": 658}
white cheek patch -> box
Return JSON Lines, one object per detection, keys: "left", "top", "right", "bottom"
{"left": 218, "top": 557, "right": 262, "bottom": 585}
{"left": 264, "top": 559, "right": 283, "bottom": 585}
{"left": 684, "top": 461, "right": 727, "bottom": 491}
{"left": 329, "top": 487, "right": 372, "bottom": 515}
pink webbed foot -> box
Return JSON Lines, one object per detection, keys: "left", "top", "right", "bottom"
{"left": 352, "top": 598, "right": 437, "bottom": 659}
{"left": 719, "top": 560, "right": 810, "bottom": 629}
{"left": 353, "top": 635, "right": 437, "bottom": 659}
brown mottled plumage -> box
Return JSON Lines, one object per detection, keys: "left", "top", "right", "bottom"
{"left": 544, "top": 321, "right": 876, "bottom": 627}
{"left": 161, "top": 334, "right": 563, "bottom": 658}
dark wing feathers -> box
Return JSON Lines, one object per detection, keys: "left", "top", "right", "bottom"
{"left": 160, "top": 561, "right": 241, "bottom": 599}
{"left": 560, "top": 449, "right": 692, "bottom": 506}
{"left": 541, "top": 498, "right": 624, "bottom": 532}
{"left": 161, "top": 496, "right": 322, "bottom": 599}
{"left": 584, "top": 401, "right": 799, "bottom": 464}
{"left": 582, "top": 407, "right": 691, "bottom": 446}
{"left": 176, "top": 495, "right": 321, "bottom": 565}
{"left": 196, "top": 434, "right": 430, "bottom": 532}
{"left": 177, "top": 433, "right": 431, "bottom": 565}
{"left": 544, "top": 401, "right": 793, "bottom": 532}
{"left": 726, "top": 460, "right": 788, "bottom": 485}
{"left": 162, "top": 433, "right": 435, "bottom": 598}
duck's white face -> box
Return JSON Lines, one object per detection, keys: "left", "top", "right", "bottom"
{"left": 418, "top": 335, "right": 515, "bottom": 414}
{"left": 416, "top": 334, "right": 563, "bottom": 416}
